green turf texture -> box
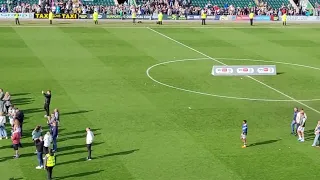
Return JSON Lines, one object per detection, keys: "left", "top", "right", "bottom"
{"left": 1, "top": 23, "right": 320, "bottom": 180}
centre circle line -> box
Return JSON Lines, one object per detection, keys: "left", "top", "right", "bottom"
{"left": 146, "top": 57, "right": 320, "bottom": 102}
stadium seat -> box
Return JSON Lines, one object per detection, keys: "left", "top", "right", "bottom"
{"left": 192, "top": 0, "right": 255, "bottom": 8}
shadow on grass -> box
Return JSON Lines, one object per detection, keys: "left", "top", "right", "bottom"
{"left": 9, "top": 178, "right": 24, "bottom": 180}
{"left": 11, "top": 92, "right": 31, "bottom": 96}
{"left": 61, "top": 110, "right": 93, "bottom": 116}
{"left": 59, "top": 142, "right": 105, "bottom": 152}
{"left": 58, "top": 150, "right": 87, "bottom": 157}
{"left": 0, "top": 152, "right": 35, "bottom": 162}
{"left": 59, "top": 128, "right": 101, "bottom": 136}
{"left": 58, "top": 149, "right": 139, "bottom": 166}
{"left": 249, "top": 139, "right": 281, "bottom": 147}
{"left": 58, "top": 133, "right": 101, "bottom": 142}
{"left": 304, "top": 129, "right": 316, "bottom": 141}
{"left": 55, "top": 170, "right": 104, "bottom": 180}
{"left": 11, "top": 97, "right": 34, "bottom": 106}
{"left": 276, "top": 72, "right": 285, "bottom": 75}
{"left": 23, "top": 108, "right": 44, "bottom": 114}
{"left": 0, "top": 142, "right": 35, "bottom": 150}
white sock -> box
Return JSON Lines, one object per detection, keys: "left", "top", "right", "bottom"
{"left": 298, "top": 135, "right": 301, "bottom": 139}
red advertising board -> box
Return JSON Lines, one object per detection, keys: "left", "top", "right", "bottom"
{"left": 236, "top": 15, "right": 249, "bottom": 21}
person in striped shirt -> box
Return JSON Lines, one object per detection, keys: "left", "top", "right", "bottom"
{"left": 297, "top": 109, "right": 307, "bottom": 142}
{"left": 240, "top": 120, "right": 248, "bottom": 148}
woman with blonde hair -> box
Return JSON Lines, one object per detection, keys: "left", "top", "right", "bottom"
{"left": 312, "top": 120, "right": 320, "bottom": 147}
{"left": 0, "top": 112, "right": 7, "bottom": 139}
{"left": 2, "top": 92, "right": 11, "bottom": 114}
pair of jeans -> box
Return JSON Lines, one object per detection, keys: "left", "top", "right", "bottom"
{"left": 290, "top": 120, "right": 296, "bottom": 133}
{"left": 37, "top": 151, "right": 43, "bottom": 166}
{"left": 312, "top": 133, "right": 320, "bottom": 146}
{"left": 52, "top": 137, "right": 57, "bottom": 151}
{"left": 86, "top": 144, "right": 92, "bottom": 159}
{"left": 46, "top": 166, "right": 54, "bottom": 180}
{"left": 0, "top": 126, "right": 7, "bottom": 137}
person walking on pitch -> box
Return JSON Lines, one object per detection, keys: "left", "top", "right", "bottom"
{"left": 49, "top": 11, "right": 53, "bottom": 24}
{"left": 132, "top": 10, "right": 137, "bottom": 24}
{"left": 249, "top": 12, "right": 254, "bottom": 26}
{"left": 86, "top": 128, "right": 94, "bottom": 160}
{"left": 201, "top": 10, "right": 207, "bottom": 25}
{"left": 282, "top": 13, "right": 287, "bottom": 26}
{"left": 93, "top": 11, "right": 98, "bottom": 24}
{"left": 15, "top": 12, "right": 20, "bottom": 25}
{"left": 44, "top": 149, "right": 56, "bottom": 180}
{"left": 240, "top": 120, "right": 248, "bottom": 148}
{"left": 157, "top": 12, "right": 163, "bottom": 25}
{"left": 42, "top": 90, "right": 51, "bottom": 117}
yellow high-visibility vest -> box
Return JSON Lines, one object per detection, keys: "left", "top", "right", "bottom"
{"left": 201, "top": 12, "right": 206, "bottom": 19}
{"left": 15, "top": 13, "right": 19, "bottom": 18}
{"left": 49, "top": 12, "right": 53, "bottom": 20}
{"left": 249, "top": 13, "right": 254, "bottom": 19}
{"left": 46, "top": 154, "right": 55, "bottom": 167}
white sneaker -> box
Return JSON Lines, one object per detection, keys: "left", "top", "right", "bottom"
{"left": 5, "top": 137, "right": 8, "bottom": 139}
{"left": 36, "top": 166, "right": 42, "bottom": 169}
{"left": 44, "top": 115, "right": 47, "bottom": 118}
{"left": 0, "top": 137, "right": 2, "bottom": 140}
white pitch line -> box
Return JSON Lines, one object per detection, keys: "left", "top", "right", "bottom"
{"left": 1, "top": 26, "right": 320, "bottom": 28}
{"left": 147, "top": 27, "right": 320, "bottom": 114}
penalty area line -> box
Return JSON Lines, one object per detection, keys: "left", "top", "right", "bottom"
{"left": 147, "top": 27, "right": 320, "bottom": 114}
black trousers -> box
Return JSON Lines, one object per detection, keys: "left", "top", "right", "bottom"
{"left": 15, "top": 18, "right": 20, "bottom": 25}
{"left": 87, "top": 144, "right": 92, "bottom": 159}
{"left": 50, "top": 20, "right": 52, "bottom": 24}
{"left": 94, "top": 20, "right": 98, "bottom": 24}
{"left": 44, "top": 103, "right": 50, "bottom": 116}
{"left": 201, "top": 19, "right": 206, "bottom": 25}
{"left": 46, "top": 166, "right": 54, "bottom": 180}
{"left": 133, "top": 18, "right": 136, "bottom": 23}
{"left": 250, "top": 19, "right": 253, "bottom": 25}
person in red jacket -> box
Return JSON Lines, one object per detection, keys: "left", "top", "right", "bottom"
{"left": 11, "top": 130, "right": 21, "bottom": 158}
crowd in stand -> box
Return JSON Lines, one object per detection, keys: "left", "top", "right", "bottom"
{"left": 0, "top": 0, "right": 320, "bottom": 16}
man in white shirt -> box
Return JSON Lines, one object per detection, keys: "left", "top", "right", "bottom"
{"left": 86, "top": 128, "right": 94, "bottom": 161}
{"left": 43, "top": 131, "right": 52, "bottom": 155}
{"left": 296, "top": 109, "right": 307, "bottom": 142}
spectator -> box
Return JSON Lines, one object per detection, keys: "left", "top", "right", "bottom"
{"left": 35, "top": 136, "right": 44, "bottom": 169}
{"left": 312, "top": 121, "right": 320, "bottom": 147}
{"left": 0, "top": 112, "right": 8, "bottom": 139}
{"left": 8, "top": 105, "right": 16, "bottom": 128}
{"left": 0, "top": 89, "right": 4, "bottom": 112}
{"left": 11, "top": 129, "right": 21, "bottom": 158}
{"left": 54, "top": 108, "right": 60, "bottom": 124}
{"left": 43, "top": 131, "right": 52, "bottom": 155}
{"left": 3, "top": 92, "right": 11, "bottom": 114}
{"left": 51, "top": 121, "right": 58, "bottom": 152}
{"left": 15, "top": 108, "right": 24, "bottom": 136}
{"left": 32, "top": 125, "right": 42, "bottom": 153}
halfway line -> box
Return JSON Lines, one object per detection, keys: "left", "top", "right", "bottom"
{"left": 146, "top": 27, "right": 320, "bottom": 114}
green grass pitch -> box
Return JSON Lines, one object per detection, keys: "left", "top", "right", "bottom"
{"left": 1, "top": 22, "right": 320, "bottom": 180}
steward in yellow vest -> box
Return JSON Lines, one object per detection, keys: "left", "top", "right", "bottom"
{"left": 44, "top": 149, "right": 56, "bottom": 180}
{"left": 132, "top": 9, "right": 137, "bottom": 24}
{"left": 282, "top": 13, "right": 287, "bottom": 26}
{"left": 157, "top": 12, "right": 163, "bottom": 25}
{"left": 49, "top": 11, "right": 53, "bottom": 25}
{"left": 93, "top": 11, "right": 98, "bottom": 25}
{"left": 249, "top": 12, "right": 254, "bottom": 26}
{"left": 201, "top": 10, "right": 207, "bottom": 25}
{"left": 15, "top": 12, "right": 20, "bottom": 25}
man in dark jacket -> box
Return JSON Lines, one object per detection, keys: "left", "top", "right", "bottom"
{"left": 51, "top": 121, "right": 58, "bottom": 152}
{"left": 15, "top": 108, "right": 24, "bottom": 136}
{"left": 35, "top": 136, "right": 44, "bottom": 169}
{"left": 42, "top": 90, "right": 51, "bottom": 117}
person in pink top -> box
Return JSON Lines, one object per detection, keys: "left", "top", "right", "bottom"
{"left": 11, "top": 130, "right": 21, "bottom": 158}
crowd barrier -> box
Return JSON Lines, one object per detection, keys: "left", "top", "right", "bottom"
{"left": 0, "top": 13, "right": 34, "bottom": 19}
{"left": 1, "top": 13, "right": 320, "bottom": 22}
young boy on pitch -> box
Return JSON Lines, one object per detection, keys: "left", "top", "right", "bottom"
{"left": 240, "top": 120, "right": 248, "bottom": 148}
